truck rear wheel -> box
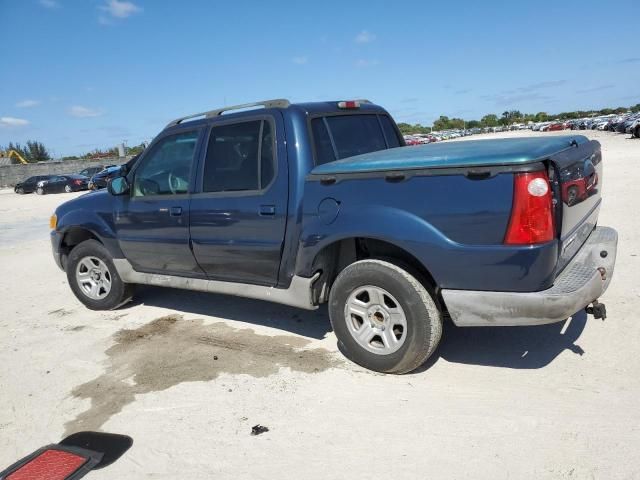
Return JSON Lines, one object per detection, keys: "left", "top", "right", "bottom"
{"left": 328, "top": 259, "right": 442, "bottom": 374}
{"left": 66, "top": 240, "right": 134, "bottom": 310}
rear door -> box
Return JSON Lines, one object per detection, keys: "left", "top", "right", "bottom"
{"left": 48, "top": 176, "right": 67, "bottom": 193}
{"left": 189, "top": 113, "right": 288, "bottom": 286}
{"left": 114, "top": 129, "right": 205, "bottom": 276}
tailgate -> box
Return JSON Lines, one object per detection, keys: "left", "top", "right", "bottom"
{"left": 549, "top": 139, "right": 602, "bottom": 272}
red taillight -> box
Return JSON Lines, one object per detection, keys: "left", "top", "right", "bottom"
{"left": 504, "top": 171, "right": 555, "bottom": 245}
{"left": 337, "top": 100, "right": 360, "bottom": 109}
{"left": 6, "top": 449, "right": 87, "bottom": 480}
{"left": 73, "top": 179, "right": 83, "bottom": 185}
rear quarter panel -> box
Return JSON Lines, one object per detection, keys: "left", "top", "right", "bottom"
{"left": 298, "top": 172, "right": 559, "bottom": 292}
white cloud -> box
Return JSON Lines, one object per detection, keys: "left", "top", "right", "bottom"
{"left": 355, "top": 30, "right": 376, "bottom": 44}
{"left": 69, "top": 105, "right": 103, "bottom": 118}
{"left": 0, "top": 117, "right": 30, "bottom": 127}
{"left": 16, "top": 99, "right": 40, "bottom": 108}
{"left": 99, "top": 0, "right": 141, "bottom": 19}
{"left": 292, "top": 56, "right": 308, "bottom": 65}
{"left": 355, "top": 59, "right": 380, "bottom": 68}
{"left": 39, "top": 0, "right": 60, "bottom": 8}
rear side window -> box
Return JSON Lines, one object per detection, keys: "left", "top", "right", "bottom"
{"left": 379, "top": 115, "right": 401, "bottom": 148}
{"left": 203, "top": 119, "right": 275, "bottom": 193}
{"left": 312, "top": 114, "right": 400, "bottom": 166}
{"left": 311, "top": 119, "right": 336, "bottom": 165}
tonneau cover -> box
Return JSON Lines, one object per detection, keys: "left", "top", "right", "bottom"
{"left": 311, "top": 135, "right": 590, "bottom": 175}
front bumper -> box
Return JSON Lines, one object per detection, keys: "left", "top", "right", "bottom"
{"left": 50, "top": 230, "right": 65, "bottom": 271}
{"left": 442, "top": 226, "right": 618, "bottom": 327}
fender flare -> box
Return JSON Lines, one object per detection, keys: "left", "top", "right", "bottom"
{"left": 57, "top": 209, "right": 124, "bottom": 258}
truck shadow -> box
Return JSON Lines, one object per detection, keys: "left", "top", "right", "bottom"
{"left": 129, "top": 286, "right": 588, "bottom": 371}
{"left": 423, "top": 310, "right": 588, "bottom": 371}
{"left": 129, "top": 286, "right": 332, "bottom": 340}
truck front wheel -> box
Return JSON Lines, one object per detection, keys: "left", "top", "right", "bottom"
{"left": 66, "top": 239, "right": 134, "bottom": 310}
{"left": 328, "top": 259, "right": 442, "bottom": 374}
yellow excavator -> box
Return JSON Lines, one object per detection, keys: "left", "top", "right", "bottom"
{"left": 1, "top": 149, "right": 29, "bottom": 164}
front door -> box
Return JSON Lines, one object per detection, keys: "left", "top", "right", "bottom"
{"left": 114, "top": 129, "right": 204, "bottom": 276}
{"left": 189, "top": 115, "right": 288, "bottom": 286}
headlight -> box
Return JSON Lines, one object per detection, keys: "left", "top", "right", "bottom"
{"left": 49, "top": 214, "right": 57, "bottom": 230}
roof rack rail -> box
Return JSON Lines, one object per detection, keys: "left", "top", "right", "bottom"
{"left": 165, "top": 99, "right": 291, "bottom": 128}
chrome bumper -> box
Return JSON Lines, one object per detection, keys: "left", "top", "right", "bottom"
{"left": 442, "top": 226, "right": 618, "bottom": 327}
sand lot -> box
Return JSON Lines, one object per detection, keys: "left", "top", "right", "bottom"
{"left": 0, "top": 130, "right": 638, "bottom": 479}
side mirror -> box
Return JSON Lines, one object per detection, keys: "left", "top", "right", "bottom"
{"left": 108, "top": 176, "right": 130, "bottom": 196}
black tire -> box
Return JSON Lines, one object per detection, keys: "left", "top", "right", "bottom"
{"left": 634, "top": 126, "right": 640, "bottom": 139}
{"left": 66, "top": 239, "right": 134, "bottom": 310}
{"left": 64, "top": 185, "right": 72, "bottom": 193}
{"left": 15, "top": 187, "right": 24, "bottom": 194}
{"left": 328, "top": 259, "right": 442, "bottom": 374}
{"left": 36, "top": 187, "right": 44, "bottom": 195}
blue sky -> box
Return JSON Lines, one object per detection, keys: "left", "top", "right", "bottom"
{"left": 1, "top": 0, "right": 639, "bottom": 157}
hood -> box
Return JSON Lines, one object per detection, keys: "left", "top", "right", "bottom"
{"left": 310, "top": 135, "right": 590, "bottom": 175}
{"left": 55, "top": 189, "right": 108, "bottom": 215}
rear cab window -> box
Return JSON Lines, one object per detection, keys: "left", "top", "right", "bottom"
{"left": 311, "top": 114, "right": 402, "bottom": 166}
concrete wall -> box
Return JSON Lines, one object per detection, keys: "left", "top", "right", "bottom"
{"left": 0, "top": 157, "right": 130, "bottom": 187}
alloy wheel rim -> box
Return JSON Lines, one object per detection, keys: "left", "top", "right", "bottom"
{"left": 76, "top": 256, "right": 112, "bottom": 300}
{"left": 344, "top": 285, "right": 407, "bottom": 355}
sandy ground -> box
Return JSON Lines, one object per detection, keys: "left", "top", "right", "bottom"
{"left": 0, "top": 130, "right": 639, "bottom": 479}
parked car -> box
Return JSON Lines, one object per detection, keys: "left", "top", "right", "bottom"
{"left": 560, "top": 158, "right": 599, "bottom": 206}
{"left": 35, "top": 174, "right": 89, "bottom": 194}
{"left": 632, "top": 118, "right": 640, "bottom": 138}
{"left": 50, "top": 99, "right": 617, "bottom": 374}
{"left": 78, "top": 165, "right": 104, "bottom": 178}
{"left": 546, "top": 122, "right": 565, "bottom": 131}
{"left": 14, "top": 175, "right": 56, "bottom": 194}
{"left": 89, "top": 165, "right": 123, "bottom": 189}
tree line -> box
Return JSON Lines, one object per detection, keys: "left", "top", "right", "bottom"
{"left": 1, "top": 141, "right": 146, "bottom": 163}
{"left": 397, "top": 103, "right": 640, "bottom": 134}
{"left": 0, "top": 141, "right": 52, "bottom": 163}
{"left": 59, "top": 143, "right": 145, "bottom": 161}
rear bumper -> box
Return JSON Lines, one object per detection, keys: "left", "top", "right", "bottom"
{"left": 442, "top": 226, "right": 617, "bottom": 327}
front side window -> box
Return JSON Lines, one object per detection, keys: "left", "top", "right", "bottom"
{"left": 203, "top": 119, "right": 275, "bottom": 193}
{"left": 132, "top": 131, "right": 198, "bottom": 197}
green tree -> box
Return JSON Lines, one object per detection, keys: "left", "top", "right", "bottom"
{"left": 1, "top": 141, "right": 50, "bottom": 163}
{"left": 449, "top": 118, "right": 465, "bottom": 129}
{"left": 126, "top": 143, "right": 146, "bottom": 156}
{"left": 433, "top": 115, "right": 451, "bottom": 131}
{"left": 25, "top": 140, "right": 51, "bottom": 162}
{"left": 534, "top": 112, "right": 548, "bottom": 122}
{"left": 481, "top": 114, "right": 499, "bottom": 127}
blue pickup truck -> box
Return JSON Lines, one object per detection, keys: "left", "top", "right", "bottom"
{"left": 50, "top": 99, "right": 617, "bottom": 373}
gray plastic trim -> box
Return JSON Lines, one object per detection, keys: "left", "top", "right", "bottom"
{"left": 113, "top": 259, "right": 319, "bottom": 310}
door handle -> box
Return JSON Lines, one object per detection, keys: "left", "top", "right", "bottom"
{"left": 259, "top": 205, "right": 276, "bottom": 216}
{"left": 170, "top": 206, "right": 182, "bottom": 216}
